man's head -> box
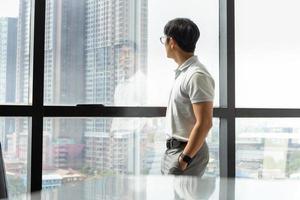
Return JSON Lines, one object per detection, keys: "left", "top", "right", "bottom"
{"left": 162, "top": 18, "right": 200, "bottom": 58}
{"left": 115, "top": 41, "right": 137, "bottom": 79}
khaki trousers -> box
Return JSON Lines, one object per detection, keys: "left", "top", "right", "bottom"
{"left": 161, "top": 141, "right": 209, "bottom": 176}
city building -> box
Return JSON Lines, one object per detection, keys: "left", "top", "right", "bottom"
{"left": 83, "top": 0, "right": 149, "bottom": 174}
{"left": 0, "top": 17, "right": 17, "bottom": 151}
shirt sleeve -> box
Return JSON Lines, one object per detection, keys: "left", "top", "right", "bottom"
{"left": 186, "top": 72, "right": 215, "bottom": 104}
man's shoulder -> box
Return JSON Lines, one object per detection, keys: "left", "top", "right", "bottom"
{"left": 189, "top": 61, "right": 210, "bottom": 73}
{"left": 184, "top": 62, "right": 213, "bottom": 83}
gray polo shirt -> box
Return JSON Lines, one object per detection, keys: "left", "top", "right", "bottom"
{"left": 165, "top": 56, "right": 215, "bottom": 141}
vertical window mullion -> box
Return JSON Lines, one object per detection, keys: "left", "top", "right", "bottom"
{"left": 219, "top": 0, "right": 236, "bottom": 178}
{"left": 30, "top": 0, "right": 46, "bottom": 192}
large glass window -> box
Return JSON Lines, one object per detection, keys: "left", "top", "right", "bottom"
{"left": 8, "top": 0, "right": 300, "bottom": 195}
{"left": 236, "top": 118, "right": 300, "bottom": 179}
{"left": 42, "top": 118, "right": 219, "bottom": 188}
{"left": 0, "top": 0, "right": 32, "bottom": 105}
{"left": 0, "top": 117, "right": 30, "bottom": 196}
{"left": 235, "top": 0, "right": 300, "bottom": 108}
{"left": 43, "top": 0, "right": 219, "bottom": 107}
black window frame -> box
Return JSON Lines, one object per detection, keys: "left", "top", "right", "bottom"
{"left": 1, "top": 0, "right": 300, "bottom": 192}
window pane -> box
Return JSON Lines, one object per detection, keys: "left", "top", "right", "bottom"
{"left": 42, "top": 118, "right": 219, "bottom": 189}
{"left": 44, "top": 0, "right": 219, "bottom": 107}
{"left": 0, "top": 0, "right": 32, "bottom": 105}
{"left": 148, "top": 0, "right": 219, "bottom": 106}
{"left": 236, "top": 118, "right": 300, "bottom": 179}
{"left": 0, "top": 117, "right": 30, "bottom": 197}
{"left": 236, "top": 0, "right": 300, "bottom": 108}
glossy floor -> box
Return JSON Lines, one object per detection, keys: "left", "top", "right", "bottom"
{"left": 15, "top": 175, "right": 300, "bottom": 200}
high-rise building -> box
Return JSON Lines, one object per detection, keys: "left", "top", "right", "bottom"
{"left": 44, "top": 0, "right": 85, "bottom": 105}
{"left": 84, "top": 0, "right": 148, "bottom": 105}
{"left": 15, "top": 0, "right": 86, "bottom": 170}
{"left": 15, "top": 0, "right": 31, "bottom": 105}
{"left": 0, "top": 17, "right": 17, "bottom": 150}
{"left": 43, "top": 0, "right": 86, "bottom": 169}
{"left": 83, "top": 0, "right": 149, "bottom": 174}
{"left": 13, "top": 0, "right": 32, "bottom": 166}
{"left": 0, "top": 17, "right": 17, "bottom": 103}
{"left": 15, "top": 0, "right": 150, "bottom": 176}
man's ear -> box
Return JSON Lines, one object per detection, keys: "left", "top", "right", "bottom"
{"left": 170, "top": 38, "right": 176, "bottom": 49}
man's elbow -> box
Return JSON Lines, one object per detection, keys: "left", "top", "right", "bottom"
{"left": 195, "top": 119, "right": 213, "bottom": 130}
{"left": 209, "top": 120, "right": 213, "bottom": 129}
{"left": 206, "top": 120, "right": 213, "bottom": 130}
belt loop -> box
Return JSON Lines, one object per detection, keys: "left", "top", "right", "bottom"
{"left": 166, "top": 139, "right": 170, "bottom": 149}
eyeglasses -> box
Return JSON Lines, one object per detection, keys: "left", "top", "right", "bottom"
{"left": 159, "top": 36, "right": 169, "bottom": 44}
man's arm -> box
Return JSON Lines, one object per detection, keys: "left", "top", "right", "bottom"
{"left": 179, "top": 101, "right": 213, "bottom": 170}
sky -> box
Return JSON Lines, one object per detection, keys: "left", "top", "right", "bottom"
{"left": 0, "top": 0, "right": 19, "bottom": 17}
{"left": 235, "top": 0, "right": 300, "bottom": 108}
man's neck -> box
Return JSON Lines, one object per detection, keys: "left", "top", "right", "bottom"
{"left": 174, "top": 53, "right": 194, "bottom": 67}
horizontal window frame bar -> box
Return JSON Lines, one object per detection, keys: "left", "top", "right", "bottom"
{"left": 43, "top": 106, "right": 167, "bottom": 117}
{"left": 0, "top": 105, "right": 33, "bottom": 116}
{"left": 1, "top": 106, "right": 300, "bottom": 118}
{"left": 235, "top": 108, "right": 300, "bottom": 118}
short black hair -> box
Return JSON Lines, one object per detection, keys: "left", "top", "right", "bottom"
{"left": 164, "top": 18, "right": 200, "bottom": 52}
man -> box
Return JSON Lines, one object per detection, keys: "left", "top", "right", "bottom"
{"left": 160, "top": 18, "right": 215, "bottom": 176}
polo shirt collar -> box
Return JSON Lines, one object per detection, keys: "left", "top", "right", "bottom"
{"left": 178, "top": 55, "right": 198, "bottom": 71}
{"left": 174, "top": 55, "right": 198, "bottom": 78}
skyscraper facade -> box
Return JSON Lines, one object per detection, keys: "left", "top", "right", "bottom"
{"left": 43, "top": 0, "right": 86, "bottom": 169}
{"left": 0, "top": 17, "right": 17, "bottom": 150}
{"left": 83, "top": 0, "right": 148, "bottom": 174}
{"left": 0, "top": 17, "right": 17, "bottom": 103}
{"left": 12, "top": 0, "right": 150, "bottom": 181}
{"left": 14, "top": 0, "right": 31, "bottom": 166}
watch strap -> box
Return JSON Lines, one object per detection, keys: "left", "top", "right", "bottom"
{"left": 180, "top": 153, "right": 193, "bottom": 166}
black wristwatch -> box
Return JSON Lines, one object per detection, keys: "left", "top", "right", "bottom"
{"left": 180, "top": 153, "right": 193, "bottom": 166}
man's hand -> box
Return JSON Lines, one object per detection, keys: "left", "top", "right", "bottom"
{"left": 178, "top": 155, "right": 188, "bottom": 171}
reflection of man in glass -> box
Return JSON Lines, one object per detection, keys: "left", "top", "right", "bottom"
{"left": 113, "top": 42, "right": 147, "bottom": 106}
{"left": 160, "top": 18, "right": 215, "bottom": 176}
{"left": 173, "top": 176, "right": 216, "bottom": 199}
{"left": 110, "top": 41, "right": 153, "bottom": 174}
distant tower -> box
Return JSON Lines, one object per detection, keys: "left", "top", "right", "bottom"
{"left": 83, "top": 0, "right": 148, "bottom": 174}
{"left": 0, "top": 17, "right": 17, "bottom": 150}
